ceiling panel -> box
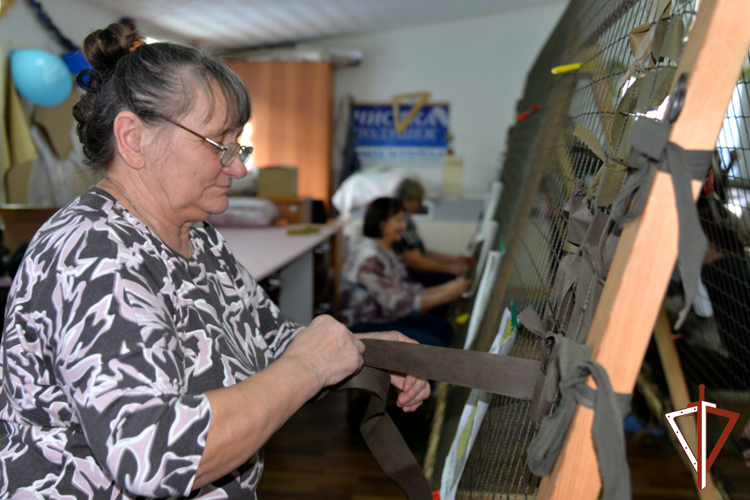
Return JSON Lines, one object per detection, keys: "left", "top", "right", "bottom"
{"left": 72, "top": 0, "right": 560, "bottom": 49}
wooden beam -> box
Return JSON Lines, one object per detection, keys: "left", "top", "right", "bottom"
{"left": 537, "top": 0, "right": 750, "bottom": 497}
{"left": 653, "top": 308, "right": 718, "bottom": 499}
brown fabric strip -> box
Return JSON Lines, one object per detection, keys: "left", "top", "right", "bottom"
{"left": 360, "top": 339, "right": 539, "bottom": 401}
{"left": 563, "top": 180, "right": 594, "bottom": 246}
{"left": 516, "top": 307, "right": 560, "bottom": 425}
{"left": 331, "top": 339, "right": 541, "bottom": 499}
{"left": 339, "top": 367, "right": 433, "bottom": 500}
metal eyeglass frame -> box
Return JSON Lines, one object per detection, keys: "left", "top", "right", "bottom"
{"left": 165, "top": 118, "right": 254, "bottom": 167}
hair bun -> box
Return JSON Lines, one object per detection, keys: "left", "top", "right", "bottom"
{"left": 82, "top": 23, "right": 141, "bottom": 74}
{"left": 130, "top": 40, "right": 146, "bottom": 53}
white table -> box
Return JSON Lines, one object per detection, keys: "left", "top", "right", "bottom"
{"left": 220, "top": 223, "right": 344, "bottom": 324}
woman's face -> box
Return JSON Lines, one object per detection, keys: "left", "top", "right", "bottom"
{"left": 402, "top": 198, "right": 422, "bottom": 215}
{"left": 145, "top": 89, "right": 247, "bottom": 222}
{"left": 380, "top": 211, "right": 406, "bottom": 246}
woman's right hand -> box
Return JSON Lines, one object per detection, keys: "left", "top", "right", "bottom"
{"left": 447, "top": 260, "right": 467, "bottom": 276}
{"left": 281, "top": 315, "right": 365, "bottom": 389}
{"left": 448, "top": 277, "right": 470, "bottom": 298}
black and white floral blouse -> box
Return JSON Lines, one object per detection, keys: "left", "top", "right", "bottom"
{"left": 0, "top": 188, "right": 302, "bottom": 498}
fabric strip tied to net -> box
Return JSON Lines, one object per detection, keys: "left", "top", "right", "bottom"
{"left": 611, "top": 114, "right": 714, "bottom": 328}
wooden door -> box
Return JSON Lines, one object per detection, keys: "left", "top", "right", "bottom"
{"left": 229, "top": 60, "right": 333, "bottom": 210}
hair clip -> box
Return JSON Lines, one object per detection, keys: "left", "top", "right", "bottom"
{"left": 130, "top": 40, "right": 146, "bottom": 53}
{"left": 76, "top": 66, "right": 116, "bottom": 95}
{"left": 76, "top": 69, "right": 102, "bottom": 95}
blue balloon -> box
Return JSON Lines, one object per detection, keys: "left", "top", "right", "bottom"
{"left": 10, "top": 49, "right": 72, "bottom": 107}
{"left": 62, "top": 50, "right": 92, "bottom": 76}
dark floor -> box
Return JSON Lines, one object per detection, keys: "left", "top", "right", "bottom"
{"left": 626, "top": 431, "right": 699, "bottom": 499}
{"left": 257, "top": 391, "right": 409, "bottom": 500}
{"left": 256, "top": 391, "right": 699, "bottom": 500}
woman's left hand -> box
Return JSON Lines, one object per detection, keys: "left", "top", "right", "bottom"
{"left": 353, "top": 331, "right": 431, "bottom": 412}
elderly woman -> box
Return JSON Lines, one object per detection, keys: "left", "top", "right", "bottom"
{"left": 0, "top": 25, "right": 428, "bottom": 498}
{"left": 393, "top": 178, "right": 469, "bottom": 286}
{"left": 339, "top": 197, "right": 469, "bottom": 347}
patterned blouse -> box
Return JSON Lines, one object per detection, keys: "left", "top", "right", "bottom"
{"left": 338, "top": 237, "right": 424, "bottom": 326}
{"left": 0, "top": 188, "right": 303, "bottom": 498}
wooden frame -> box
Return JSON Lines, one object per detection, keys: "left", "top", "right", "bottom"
{"left": 653, "top": 308, "right": 718, "bottom": 499}
{"left": 536, "top": 0, "right": 750, "bottom": 497}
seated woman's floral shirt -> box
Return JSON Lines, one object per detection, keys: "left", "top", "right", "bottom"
{"left": 338, "top": 237, "right": 424, "bottom": 326}
{"left": 0, "top": 188, "right": 302, "bottom": 499}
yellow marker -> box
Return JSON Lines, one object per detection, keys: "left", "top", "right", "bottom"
{"left": 287, "top": 226, "right": 321, "bottom": 235}
{"left": 551, "top": 62, "right": 592, "bottom": 75}
{"left": 454, "top": 312, "right": 470, "bottom": 325}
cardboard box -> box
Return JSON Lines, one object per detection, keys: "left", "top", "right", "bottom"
{"left": 0, "top": 205, "right": 59, "bottom": 253}
{"left": 271, "top": 197, "right": 313, "bottom": 224}
{"left": 257, "top": 166, "right": 298, "bottom": 199}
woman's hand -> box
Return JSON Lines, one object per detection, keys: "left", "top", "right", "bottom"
{"left": 283, "top": 315, "right": 365, "bottom": 389}
{"left": 448, "top": 277, "right": 470, "bottom": 298}
{"left": 354, "top": 331, "right": 431, "bottom": 412}
{"left": 447, "top": 260, "right": 467, "bottom": 276}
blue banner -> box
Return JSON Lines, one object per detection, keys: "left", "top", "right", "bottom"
{"left": 352, "top": 103, "right": 449, "bottom": 164}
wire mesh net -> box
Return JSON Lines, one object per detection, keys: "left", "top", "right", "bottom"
{"left": 418, "top": 0, "right": 750, "bottom": 498}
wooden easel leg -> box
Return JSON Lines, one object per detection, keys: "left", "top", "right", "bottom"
{"left": 653, "top": 308, "right": 719, "bottom": 500}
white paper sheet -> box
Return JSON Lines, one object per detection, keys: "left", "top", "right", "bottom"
{"left": 474, "top": 181, "right": 503, "bottom": 244}
{"left": 463, "top": 220, "right": 498, "bottom": 299}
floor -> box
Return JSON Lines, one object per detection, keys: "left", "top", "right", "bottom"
{"left": 257, "top": 391, "right": 409, "bottom": 500}
{"left": 256, "top": 391, "right": 700, "bottom": 500}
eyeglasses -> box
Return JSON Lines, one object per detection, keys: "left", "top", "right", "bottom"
{"left": 165, "top": 118, "right": 254, "bottom": 167}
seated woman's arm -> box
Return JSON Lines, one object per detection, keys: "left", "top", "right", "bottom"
{"left": 357, "top": 258, "right": 467, "bottom": 316}
{"left": 424, "top": 249, "right": 467, "bottom": 265}
{"left": 417, "top": 279, "right": 468, "bottom": 313}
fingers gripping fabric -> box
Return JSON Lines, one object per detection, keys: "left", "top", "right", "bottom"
{"left": 611, "top": 117, "right": 713, "bottom": 327}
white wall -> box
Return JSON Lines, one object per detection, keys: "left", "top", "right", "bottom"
{"left": 0, "top": 0, "right": 182, "bottom": 51}
{"left": 307, "top": 2, "right": 567, "bottom": 196}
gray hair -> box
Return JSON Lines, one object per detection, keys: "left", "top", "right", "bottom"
{"left": 73, "top": 23, "right": 251, "bottom": 172}
{"left": 395, "top": 178, "right": 425, "bottom": 202}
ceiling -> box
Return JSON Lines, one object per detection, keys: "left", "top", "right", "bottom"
{"left": 73, "top": 0, "right": 561, "bottom": 49}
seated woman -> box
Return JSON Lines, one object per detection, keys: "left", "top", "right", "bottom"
{"left": 393, "top": 178, "right": 468, "bottom": 286}
{"left": 339, "top": 197, "right": 469, "bottom": 347}
{"left": 0, "top": 24, "right": 429, "bottom": 498}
